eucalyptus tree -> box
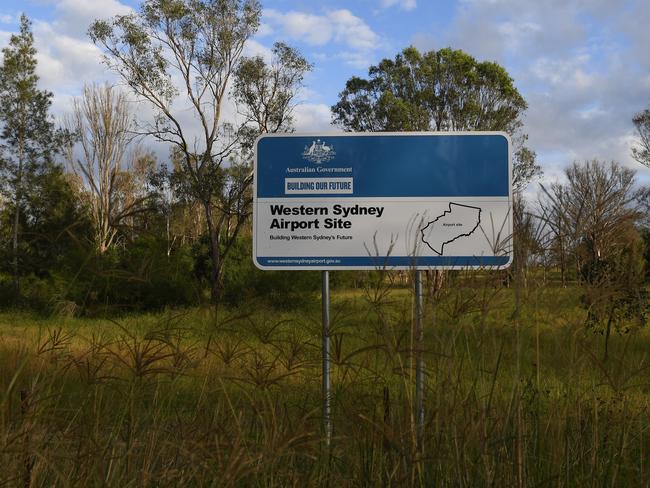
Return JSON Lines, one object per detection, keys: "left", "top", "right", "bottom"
{"left": 332, "top": 46, "right": 540, "bottom": 192}
{"left": 89, "top": 0, "right": 310, "bottom": 302}
{"left": 0, "top": 14, "right": 69, "bottom": 292}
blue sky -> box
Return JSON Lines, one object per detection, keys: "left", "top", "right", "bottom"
{"left": 1, "top": 0, "right": 649, "bottom": 191}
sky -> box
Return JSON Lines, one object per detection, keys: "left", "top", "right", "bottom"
{"left": 1, "top": 0, "right": 649, "bottom": 192}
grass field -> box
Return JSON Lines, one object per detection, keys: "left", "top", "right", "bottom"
{"left": 1, "top": 271, "right": 650, "bottom": 486}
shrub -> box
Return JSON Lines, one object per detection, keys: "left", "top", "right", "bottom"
{"left": 220, "top": 235, "right": 320, "bottom": 309}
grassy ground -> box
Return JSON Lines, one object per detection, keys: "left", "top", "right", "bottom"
{"left": 1, "top": 272, "right": 650, "bottom": 486}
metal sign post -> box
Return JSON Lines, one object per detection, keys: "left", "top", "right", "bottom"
{"left": 322, "top": 270, "right": 332, "bottom": 446}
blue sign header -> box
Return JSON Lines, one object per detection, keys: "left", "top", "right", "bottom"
{"left": 256, "top": 133, "right": 510, "bottom": 198}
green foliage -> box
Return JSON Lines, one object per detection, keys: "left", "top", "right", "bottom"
{"left": 18, "top": 167, "right": 91, "bottom": 276}
{"left": 89, "top": 236, "right": 199, "bottom": 312}
{"left": 0, "top": 14, "right": 72, "bottom": 289}
{"left": 580, "top": 223, "right": 647, "bottom": 359}
{"left": 0, "top": 207, "right": 199, "bottom": 314}
{"left": 332, "top": 46, "right": 526, "bottom": 132}
{"left": 234, "top": 41, "right": 312, "bottom": 150}
{"left": 641, "top": 227, "right": 650, "bottom": 279}
{"left": 202, "top": 234, "right": 320, "bottom": 309}
{"left": 0, "top": 165, "right": 91, "bottom": 310}
{"left": 0, "top": 15, "right": 69, "bottom": 171}
{"left": 0, "top": 275, "right": 17, "bottom": 308}
{"left": 89, "top": 0, "right": 312, "bottom": 305}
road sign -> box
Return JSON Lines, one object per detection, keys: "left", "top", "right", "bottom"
{"left": 253, "top": 132, "right": 512, "bottom": 270}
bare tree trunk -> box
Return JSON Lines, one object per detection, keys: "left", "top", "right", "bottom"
{"left": 203, "top": 201, "right": 222, "bottom": 304}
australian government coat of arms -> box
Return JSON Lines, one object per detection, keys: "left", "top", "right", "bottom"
{"left": 302, "top": 139, "right": 336, "bottom": 164}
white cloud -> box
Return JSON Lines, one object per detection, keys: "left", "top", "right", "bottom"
{"left": 5, "top": 3, "right": 215, "bottom": 160}
{"left": 293, "top": 103, "right": 336, "bottom": 132}
{"left": 530, "top": 55, "right": 594, "bottom": 90}
{"left": 4, "top": 1, "right": 343, "bottom": 165}
{"left": 380, "top": 0, "right": 417, "bottom": 11}
{"left": 263, "top": 8, "right": 381, "bottom": 67}
{"left": 328, "top": 9, "right": 379, "bottom": 51}
{"left": 619, "top": 0, "right": 650, "bottom": 72}
{"left": 32, "top": 20, "right": 111, "bottom": 97}
{"left": 52, "top": 0, "right": 133, "bottom": 38}
{"left": 642, "top": 75, "right": 650, "bottom": 90}
{"left": 256, "top": 22, "right": 273, "bottom": 37}
{"left": 0, "top": 30, "right": 10, "bottom": 48}
{"left": 0, "top": 13, "right": 16, "bottom": 24}
{"left": 412, "top": 0, "right": 650, "bottom": 182}
{"left": 298, "top": 86, "right": 324, "bottom": 104}
{"left": 0, "top": 0, "right": 134, "bottom": 122}
{"left": 265, "top": 10, "right": 333, "bottom": 45}
{"left": 244, "top": 39, "right": 274, "bottom": 61}
{"left": 496, "top": 20, "right": 541, "bottom": 50}
{"left": 336, "top": 51, "right": 374, "bottom": 70}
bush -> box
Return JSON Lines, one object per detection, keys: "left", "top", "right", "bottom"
{"left": 220, "top": 235, "right": 320, "bottom": 309}
{"left": 0, "top": 274, "right": 18, "bottom": 309}
{"left": 82, "top": 237, "right": 200, "bottom": 313}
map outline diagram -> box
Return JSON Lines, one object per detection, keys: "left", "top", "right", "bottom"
{"left": 421, "top": 202, "right": 482, "bottom": 255}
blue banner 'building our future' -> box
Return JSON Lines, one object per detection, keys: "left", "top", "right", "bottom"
{"left": 253, "top": 132, "right": 512, "bottom": 270}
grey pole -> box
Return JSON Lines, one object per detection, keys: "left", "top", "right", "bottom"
{"left": 414, "top": 270, "right": 424, "bottom": 451}
{"left": 322, "top": 270, "right": 332, "bottom": 446}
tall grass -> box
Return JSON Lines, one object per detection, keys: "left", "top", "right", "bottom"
{"left": 1, "top": 270, "right": 649, "bottom": 486}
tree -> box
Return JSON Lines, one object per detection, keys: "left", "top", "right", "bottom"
{"left": 0, "top": 14, "right": 69, "bottom": 292}
{"left": 9, "top": 166, "right": 91, "bottom": 279}
{"left": 632, "top": 108, "right": 650, "bottom": 167}
{"left": 89, "top": 0, "right": 260, "bottom": 303}
{"left": 538, "top": 160, "right": 645, "bottom": 359}
{"left": 540, "top": 161, "right": 640, "bottom": 282}
{"left": 65, "top": 84, "right": 149, "bottom": 254}
{"left": 89, "top": 1, "right": 310, "bottom": 303}
{"left": 332, "top": 46, "right": 541, "bottom": 192}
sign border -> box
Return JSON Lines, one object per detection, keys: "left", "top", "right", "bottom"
{"left": 253, "top": 131, "right": 513, "bottom": 271}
